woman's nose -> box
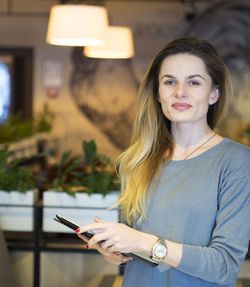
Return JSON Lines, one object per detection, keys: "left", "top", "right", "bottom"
{"left": 175, "top": 83, "right": 187, "bottom": 99}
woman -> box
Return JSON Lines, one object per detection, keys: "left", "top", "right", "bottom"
{"left": 77, "top": 37, "right": 250, "bottom": 287}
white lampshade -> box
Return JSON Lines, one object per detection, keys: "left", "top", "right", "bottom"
{"left": 84, "top": 26, "right": 134, "bottom": 59}
{"left": 46, "top": 4, "right": 109, "bottom": 46}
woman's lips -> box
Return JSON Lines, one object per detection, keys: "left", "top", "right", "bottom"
{"left": 171, "top": 103, "right": 192, "bottom": 110}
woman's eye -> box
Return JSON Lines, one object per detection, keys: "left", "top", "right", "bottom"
{"left": 164, "top": 79, "right": 176, "bottom": 85}
{"left": 189, "top": 80, "right": 200, "bottom": 86}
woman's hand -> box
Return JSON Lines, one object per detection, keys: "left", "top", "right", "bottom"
{"left": 76, "top": 216, "right": 157, "bottom": 256}
{"left": 92, "top": 242, "right": 132, "bottom": 265}
{"left": 77, "top": 217, "right": 133, "bottom": 265}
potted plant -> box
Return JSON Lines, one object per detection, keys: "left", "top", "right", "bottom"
{"left": 238, "top": 123, "right": 250, "bottom": 146}
{"left": 0, "top": 103, "right": 55, "bottom": 164}
{"left": 0, "top": 146, "right": 38, "bottom": 231}
{"left": 0, "top": 103, "right": 55, "bottom": 144}
{"left": 42, "top": 140, "right": 120, "bottom": 233}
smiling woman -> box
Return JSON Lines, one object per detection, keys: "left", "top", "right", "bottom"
{"left": 158, "top": 53, "right": 219, "bottom": 128}
{"left": 76, "top": 37, "right": 250, "bottom": 287}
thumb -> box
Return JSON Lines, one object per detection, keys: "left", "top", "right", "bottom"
{"left": 94, "top": 216, "right": 103, "bottom": 223}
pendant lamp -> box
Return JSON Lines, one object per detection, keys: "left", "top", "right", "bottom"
{"left": 83, "top": 26, "right": 134, "bottom": 59}
{"left": 46, "top": 4, "right": 109, "bottom": 46}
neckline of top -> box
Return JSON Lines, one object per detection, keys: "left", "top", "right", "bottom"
{"left": 167, "top": 137, "right": 229, "bottom": 165}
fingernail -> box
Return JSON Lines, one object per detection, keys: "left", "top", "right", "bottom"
{"left": 86, "top": 244, "right": 89, "bottom": 249}
{"left": 75, "top": 228, "right": 80, "bottom": 233}
{"left": 129, "top": 257, "right": 133, "bottom": 261}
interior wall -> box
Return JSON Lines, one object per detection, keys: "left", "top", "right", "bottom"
{"left": 11, "top": 252, "right": 33, "bottom": 287}
{"left": 10, "top": 251, "right": 118, "bottom": 287}
{"left": 9, "top": 250, "right": 250, "bottom": 287}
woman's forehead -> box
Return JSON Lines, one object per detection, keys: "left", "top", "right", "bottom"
{"left": 159, "top": 53, "right": 210, "bottom": 79}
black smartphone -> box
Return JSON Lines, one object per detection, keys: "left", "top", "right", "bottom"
{"left": 54, "top": 214, "right": 95, "bottom": 240}
{"left": 54, "top": 214, "right": 158, "bottom": 267}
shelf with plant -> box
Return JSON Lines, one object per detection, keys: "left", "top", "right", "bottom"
{"left": 75, "top": 140, "right": 120, "bottom": 196}
{"left": 43, "top": 140, "right": 121, "bottom": 233}
{"left": 47, "top": 139, "right": 120, "bottom": 197}
{"left": 0, "top": 103, "right": 55, "bottom": 144}
{"left": 0, "top": 145, "right": 38, "bottom": 231}
{"left": 238, "top": 124, "right": 250, "bottom": 146}
{"left": 231, "top": 121, "right": 250, "bottom": 147}
{"left": 0, "top": 145, "right": 35, "bottom": 192}
{"left": 48, "top": 149, "right": 84, "bottom": 196}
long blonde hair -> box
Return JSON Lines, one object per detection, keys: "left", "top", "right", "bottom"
{"left": 116, "top": 37, "right": 230, "bottom": 225}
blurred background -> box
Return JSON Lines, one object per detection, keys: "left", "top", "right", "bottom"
{"left": 0, "top": 0, "right": 249, "bottom": 286}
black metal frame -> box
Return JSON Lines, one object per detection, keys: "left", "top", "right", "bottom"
{"left": 2, "top": 202, "right": 109, "bottom": 287}
{"left": 1, "top": 202, "right": 250, "bottom": 287}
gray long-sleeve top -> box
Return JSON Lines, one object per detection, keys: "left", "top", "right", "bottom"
{"left": 122, "top": 138, "right": 250, "bottom": 287}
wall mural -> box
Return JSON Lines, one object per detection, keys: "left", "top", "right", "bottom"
{"left": 70, "top": 50, "right": 139, "bottom": 150}
{"left": 70, "top": 0, "right": 250, "bottom": 155}
{"left": 184, "top": 0, "right": 250, "bottom": 140}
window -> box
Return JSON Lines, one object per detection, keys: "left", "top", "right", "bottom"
{"left": 0, "top": 56, "right": 13, "bottom": 123}
{"left": 0, "top": 48, "right": 33, "bottom": 120}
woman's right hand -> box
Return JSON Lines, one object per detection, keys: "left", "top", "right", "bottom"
{"left": 93, "top": 242, "right": 132, "bottom": 265}
{"left": 77, "top": 216, "right": 133, "bottom": 265}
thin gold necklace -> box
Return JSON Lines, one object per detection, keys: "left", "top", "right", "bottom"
{"left": 184, "top": 132, "right": 216, "bottom": 160}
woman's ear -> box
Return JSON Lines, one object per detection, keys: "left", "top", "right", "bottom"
{"left": 208, "top": 88, "right": 219, "bottom": 105}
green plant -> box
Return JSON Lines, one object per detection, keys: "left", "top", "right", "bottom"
{"left": 78, "top": 140, "right": 120, "bottom": 196}
{"left": 50, "top": 140, "right": 120, "bottom": 196}
{"left": 240, "top": 130, "right": 250, "bottom": 145}
{"left": 0, "top": 103, "right": 55, "bottom": 144}
{"left": 236, "top": 122, "right": 250, "bottom": 147}
{"left": 0, "top": 145, "right": 35, "bottom": 192}
{"left": 35, "top": 103, "right": 55, "bottom": 133}
{"left": 0, "top": 113, "right": 34, "bottom": 143}
{"left": 50, "top": 150, "right": 82, "bottom": 196}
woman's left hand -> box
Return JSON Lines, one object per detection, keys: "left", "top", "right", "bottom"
{"left": 76, "top": 216, "right": 156, "bottom": 255}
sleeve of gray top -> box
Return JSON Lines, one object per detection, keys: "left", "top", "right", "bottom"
{"left": 176, "top": 173, "right": 250, "bottom": 285}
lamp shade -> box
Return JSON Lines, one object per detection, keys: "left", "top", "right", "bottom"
{"left": 46, "top": 4, "right": 109, "bottom": 46}
{"left": 84, "top": 26, "right": 134, "bottom": 59}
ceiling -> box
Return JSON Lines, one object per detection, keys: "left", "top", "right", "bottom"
{"left": 0, "top": 0, "right": 218, "bottom": 17}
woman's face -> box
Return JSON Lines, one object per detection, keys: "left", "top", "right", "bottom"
{"left": 158, "top": 53, "right": 219, "bottom": 127}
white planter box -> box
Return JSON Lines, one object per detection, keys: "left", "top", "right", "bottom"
{"left": 42, "top": 190, "right": 120, "bottom": 233}
{"left": 0, "top": 189, "right": 38, "bottom": 231}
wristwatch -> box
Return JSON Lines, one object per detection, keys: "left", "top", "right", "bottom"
{"left": 151, "top": 237, "right": 168, "bottom": 262}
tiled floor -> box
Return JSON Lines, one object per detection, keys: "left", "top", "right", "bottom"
{"left": 99, "top": 276, "right": 250, "bottom": 287}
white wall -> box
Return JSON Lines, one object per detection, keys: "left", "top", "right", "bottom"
{"left": 10, "top": 251, "right": 118, "bottom": 287}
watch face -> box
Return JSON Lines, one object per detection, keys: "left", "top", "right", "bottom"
{"left": 155, "top": 244, "right": 167, "bottom": 258}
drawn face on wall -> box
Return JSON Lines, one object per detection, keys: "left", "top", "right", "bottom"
{"left": 70, "top": 50, "right": 139, "bottom": 150}
{"left": 79, "top": 60, "right": 138, "bottom": 115}
{"left": 184, "top": 0, "right": 250, "bottom": 138}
